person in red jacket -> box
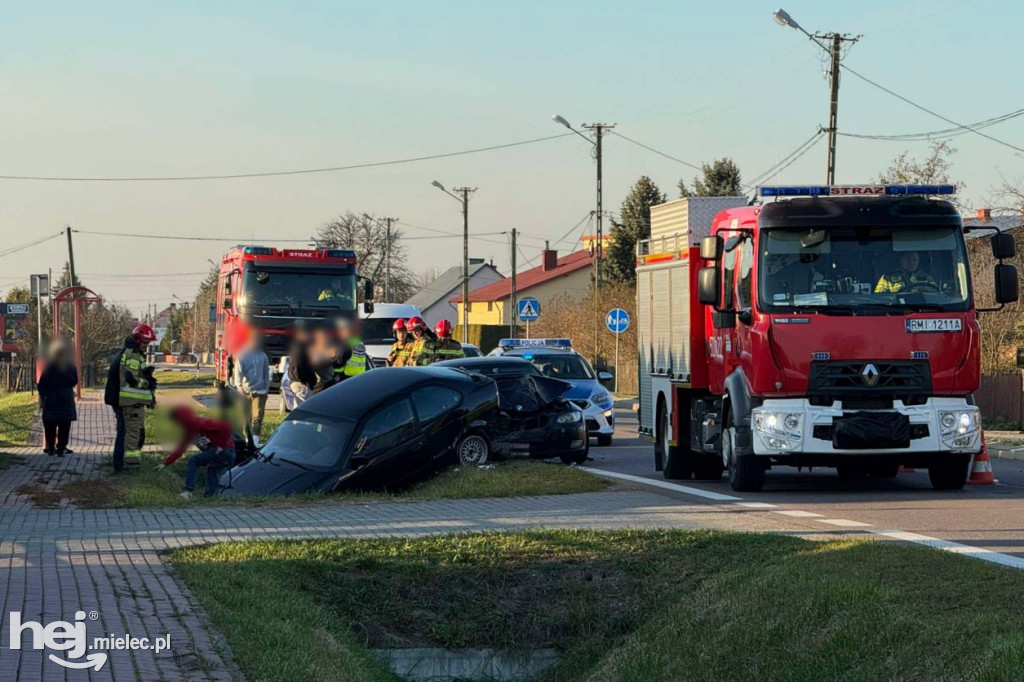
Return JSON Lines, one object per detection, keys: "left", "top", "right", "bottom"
{"left": 155, "top": 406, "right": 235, "bottom": 499}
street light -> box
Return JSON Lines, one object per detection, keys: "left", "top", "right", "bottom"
{"left": 552, "top": 113, "right": 615, "bottom": 287}
{"left": 772, "top": 8, "right": 799, "bottom": 30}
{"left": 432, "top": 181, "right": 476, "bottom": 340}
{"left": 771, "top": 8, "right": 859, "bottom": 185}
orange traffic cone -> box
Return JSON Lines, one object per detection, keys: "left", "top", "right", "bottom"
{"left": 968, "top": 435, "right": 997, "bottom": 485}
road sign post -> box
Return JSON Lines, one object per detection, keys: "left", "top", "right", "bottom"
{"left": 605, "top": 308, "right": 630, "bottom": 394}
{"left": 517, "top": 297, "right": 540, "bottom": 339}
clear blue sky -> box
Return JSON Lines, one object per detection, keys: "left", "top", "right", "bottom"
{"left": 1, "top": 0, "right": 1021, "bottom": 312}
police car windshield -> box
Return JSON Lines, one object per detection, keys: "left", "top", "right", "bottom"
{"left": 524, "top": 353, "right": 595, "bottom": 380}
{"left": 758, "top": 226, "right": 970, "bottom": 313}
{"left": 242, "top": 268, "right": 356, "bottom": 311}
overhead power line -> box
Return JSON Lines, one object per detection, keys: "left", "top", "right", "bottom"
{"left": 0, "top": 231, "right": 63, "bottom": 260}
{"left": 747, "top": 131, "right": 825, "bottom": 187}
{"left": 840, "top": 64, "right": 1024, "bottom": 155}
{"left": 75, "top": 229, "right": 311, "bottom": 243}
{"left": 0, "top": 133, "right": 575, "bottom": 182}
{"left": 839, "top": 107, "right": 1024, "bottom": 142}
{"left": 611, "top": 131, "right": 704, "bottom": 173}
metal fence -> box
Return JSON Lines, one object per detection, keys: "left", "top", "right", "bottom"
{"left": 0, "top": 361, "right": 102, "bottom": 393}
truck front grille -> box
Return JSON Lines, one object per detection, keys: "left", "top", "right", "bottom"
{"left": 808, "top": 361, "right": 931, "bottom": 396}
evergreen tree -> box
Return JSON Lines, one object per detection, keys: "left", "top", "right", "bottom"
{"left": 605, "top": 176, "right": 667, "bottom": 284}
{"left": 678, "top": 158, "right": 744, "bottom": 197}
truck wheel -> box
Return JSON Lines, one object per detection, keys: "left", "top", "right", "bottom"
{"left": 659, "top": 404, "right": 691, "bottom": 480}
{"left": 928, "top": 454, "right": 970, "bottom": 490}
{"left": 725, "top": 412, "right": 764, "bottom": 492}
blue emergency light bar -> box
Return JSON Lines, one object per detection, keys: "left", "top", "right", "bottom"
{"left": 758, "top": 184, "right": 956, "bottom": 197}
{"left": 326, "top": 249, "right": 357, "bottom": 259}
{"left": 498, "top": 338, "right": 572, "bottom": 349}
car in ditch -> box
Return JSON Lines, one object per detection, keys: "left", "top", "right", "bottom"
{"left": 433, "top": 356, "right": 589, "bottom": 464}
{"left": 218, "top": 366, "right": 499, "bottom": 496}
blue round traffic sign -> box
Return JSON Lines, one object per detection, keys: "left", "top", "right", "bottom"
{"left": 517, "top": 297, "right": 541, "bottom": 322}
{"left": 606, "top": 308, "right": 629, "bottom": 333}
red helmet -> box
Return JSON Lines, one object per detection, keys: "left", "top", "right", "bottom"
{"left": 435, "top": 319, "right": 453, "bottom": 339}
{"left": 392, "top": 318, "right": 406, "bottom": 332}
{"left": 406, "top": 316, "right": 426, "bottom": 331}
{"left": 131, "top": 324, "right": 157, "bottom": 343}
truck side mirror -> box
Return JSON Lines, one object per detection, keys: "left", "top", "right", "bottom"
{"left": 697, "top": 267, "right": 720, "bottom": 306}
{"left": 362, "top": 279, "right": 375, "bottom": 314}
{"left": 992, "top": 232, "right": 1016, "bottom": 260}
{"left": 700, "top": 236, "right": 723, "bottom": 262}
{"left": 994, "top": 264, "right": 1019, "bottom": 304}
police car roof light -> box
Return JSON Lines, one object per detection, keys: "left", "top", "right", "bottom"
{"left": 498, "top": 338, "right": 573, "bottom": 349}
{"left": 758, "top": 184, "right": 956, "bottom": 197}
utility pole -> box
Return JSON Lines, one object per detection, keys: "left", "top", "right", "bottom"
{"left": 382, "top": 217, "right": 397, "bottom": 303}
{"left": 822, "top": 32, "right": 858, "bottom": 184}
{"left": 64, "top": 226, "right": 77, "bottom": 286}
{"left": 455, "top": 188, "right": 475, "bottom": 339}
{"left": 509, "top": 228, "right": 517, "bottom": 339}
{"left": 581, "top": 124, "right": 614, "bottom": 287}
{"left": 772, "top": 10, "right": 858, "bottom": 185}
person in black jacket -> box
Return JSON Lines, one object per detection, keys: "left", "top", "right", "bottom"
{"left": 37, "top": 340, "right": 78, "bottom": 457}
{"left": 287, "top": 322, "right": 319, "bottom": 405}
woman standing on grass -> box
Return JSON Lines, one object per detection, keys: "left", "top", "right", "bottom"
{"left": 37, "top": 339, "right": 78, "bottom": 457}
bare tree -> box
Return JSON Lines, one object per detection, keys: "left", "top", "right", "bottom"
{"left": 967, "top": 228, "right": 1024, "bottom": 373}
{"left": 315, "top": 213, "right": 417, "bottom": 303}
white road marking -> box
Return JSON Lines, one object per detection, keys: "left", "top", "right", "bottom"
{"left": 872, "top": 531, "right": 1024, "bottom": 570}
{"left": 584, "top": 465, "right": 1024, "bottom": 570}
{"left": 819, "top": 518, "right": 874, "bottom": 528}
{"left": 584, "top": 468, "right": 742, "bottom": 502}
{"left": 733, "top": 502, "right": 778, "bottom": 509}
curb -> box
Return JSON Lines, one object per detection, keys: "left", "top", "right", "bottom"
{"left": 986, "top": 443, "right": 1024, "bottom": 462}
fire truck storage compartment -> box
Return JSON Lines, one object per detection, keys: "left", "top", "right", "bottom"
{"left": 637, "top": 197, "right": 748, "bottom": 436}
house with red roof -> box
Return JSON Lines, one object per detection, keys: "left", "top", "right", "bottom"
{"left": 451, "top": 246, "right": 593, "bottom": 326}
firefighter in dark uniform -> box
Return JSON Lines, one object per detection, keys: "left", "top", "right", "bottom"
{"left": 387, "top": 319, "right": 415, "bottom": 367}
{"left": 105, "top": 324, "right": 157, "bottom": 471}
{"left": 875, "top": 251, "right": 938, "bottom": 293}
{"left": 417, "top": 319, "right": 465, "bottom": 365}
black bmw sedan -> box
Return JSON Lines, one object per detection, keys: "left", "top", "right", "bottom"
{"left": 219, "top": 367, "right": 499, "bottom": 496}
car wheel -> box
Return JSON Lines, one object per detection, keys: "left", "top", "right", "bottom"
{"left": 725, "top": 410, "right": 764, "bottom": 492}
{"left": 659, "top": 403, "right": 691, "bottom": 480}
{"left": 456, "top": 432, "right": 490, "bottom": 466}
{"left": 597, "top": 434, "right": 613, "bottom": 447}
{"left": 928, "top": 453, "right": 970, "bottom": 490}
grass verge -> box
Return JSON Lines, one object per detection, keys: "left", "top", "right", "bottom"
{"left": 0, "top": 391, "right": 37, "bottom": 445}
{"left": 152, "top": 369, "right": 216, "bottom": 388}
{"left": 171, "top": 529, "right": 1024, "bottom": 682}
{"left": 58, "top": 457, "right": 608, "bottom": 509}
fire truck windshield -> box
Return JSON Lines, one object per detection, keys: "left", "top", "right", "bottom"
{"left": 241, "top": 268, "right": 356, "bottom": 311}
{"left": 757, "top": 226, "right": 971, "bottom": 313}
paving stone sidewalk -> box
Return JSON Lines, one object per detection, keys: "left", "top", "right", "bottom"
{"left": 1, "top": 392, "right": 781, "bottom": 681}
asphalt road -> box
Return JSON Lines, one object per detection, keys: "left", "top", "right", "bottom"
{"left": 587, "top": 406, "right": 1024, "bottom": 564}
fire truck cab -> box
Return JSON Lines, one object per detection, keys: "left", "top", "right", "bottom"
{"left": 214, "top": 245, "right": 372, "bottom": 387}
{"left": 637, "top": 186, "right": 1019, "bottom": 492}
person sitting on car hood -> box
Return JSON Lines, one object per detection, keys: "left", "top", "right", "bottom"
{"left": 155, "top": 406, "right": 235, "bottom": 499}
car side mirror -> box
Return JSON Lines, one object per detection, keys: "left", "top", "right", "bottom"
{"left": 697, "top": 267, "right": 720, "bottom": 306}
{"left": 598, "top": 371, "right": 613, "bottom": 383}
{"left": 700, "top": 236, "right": 723, "bottom": 261}
{"left": 994, "top": 264, "right": 1019, "bottom": 304}
{"left": 992, "top": 232, "right": 1016, "bottom": 260}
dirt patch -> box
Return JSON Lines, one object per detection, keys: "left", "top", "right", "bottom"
{"left": 61, "top": 479, "right": 127, "bottom": 508}
{"left": 15, "top": 482, "right": 64, "bottom": 508}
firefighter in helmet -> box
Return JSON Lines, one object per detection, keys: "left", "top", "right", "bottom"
{"left": 387, "top": 319, "right": 415, "bottom": 367}
{"left": 105, "top": 324, "right": 157, "bottom": 471}
{"left": 406, "top": 316, "right": 432, "bottom": 366}
{"left": 417, "top": 320, "right": 465, "bottom": 365}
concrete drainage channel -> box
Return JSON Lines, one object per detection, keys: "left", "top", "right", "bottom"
{"left": 371, "top": 648, "right": 559, "bottom": 681}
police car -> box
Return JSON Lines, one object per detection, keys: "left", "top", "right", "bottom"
{"left": 496, "top": 339, "right": 615, "bottom": 446}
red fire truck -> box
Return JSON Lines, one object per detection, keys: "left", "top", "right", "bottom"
{"left": 214, "top": 245, "right": 373, "bottom": 386}
{"left": 636, "top": 186, "right": 1018, "bottom": 492}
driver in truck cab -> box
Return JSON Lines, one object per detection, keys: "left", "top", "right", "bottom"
{"left": 317, "top": 278, "right": 353, "bottom": 304}
{"left": 874, "top": 250, "right": 937, "bottom": 293}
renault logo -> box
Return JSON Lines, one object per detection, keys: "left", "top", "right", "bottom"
{"left": 862, "top": 363, "right": 880, "bottom": 387}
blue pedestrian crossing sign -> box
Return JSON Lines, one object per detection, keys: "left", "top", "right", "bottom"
{"left": 606, "top": 308, "right": 630, "bottom": 333}
{"left": 517, "top": 297, "right": 541, "bottom": 322}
